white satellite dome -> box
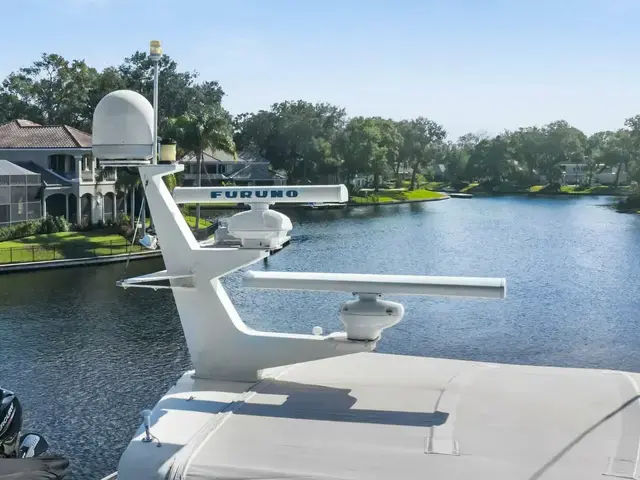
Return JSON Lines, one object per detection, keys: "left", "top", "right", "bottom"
{"left": 92, "top": 90, "right": 154, "bottom": 161}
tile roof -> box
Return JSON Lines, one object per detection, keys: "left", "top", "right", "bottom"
{"left": 0, "top": 120, "right": 92, "bottom": 149}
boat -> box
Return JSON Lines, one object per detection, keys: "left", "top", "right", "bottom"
{"left": 448, "top": 192, "right": 473, "bottom": 198}
{"left": 96, "top": 91, "right": 640, "bottom": 480}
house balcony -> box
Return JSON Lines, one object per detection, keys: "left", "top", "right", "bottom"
{"left": 47, "top": 168, "right": 116, "bottom": 184}
{"left": 82, "top": 169, "right": 116, "bottom": 183}
{"left": 97, "top": 169, "right": 117, "bottom": 182}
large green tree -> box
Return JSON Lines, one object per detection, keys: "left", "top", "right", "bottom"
{"left": 234, "top": 100, "right": 347, "bottom": 183}
{"left": 1, "top": 54, "right": 100, "bottom": 129}
{"left": 397, "top": 118, "right": 447, "bottom": 190}
{"left": 0, "top": 51, "right": 226, "bottom": 134}
{"left": 338, "top": 117, "right": 394, "bottom": 190}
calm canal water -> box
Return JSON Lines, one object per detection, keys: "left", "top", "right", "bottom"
{"left": 1, "top": 195, "right": 639, "bottom": 478}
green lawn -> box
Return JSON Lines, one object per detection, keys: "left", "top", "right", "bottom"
{"left": 123, "top": 214, "right": 212, "bottom": 228}
{"left": 404, "top": 190, "right": 447, "bottom": 200}
{"left": 460, "top": 183, "right": 480, "bottom": 193}
{"left": 351, "top": 189, "right": 446, "bottom": 204}
{"left": 558, "top": 185, "right": 620, "bottom": 194}
{"left": 0, "top": 230, "right": 144, "bottom": 264}
{"left": 183, "top": 215, "right": 212, "bottom": 228}
{"left": 423, "top": 181, "right": 447, "bottom": 191}
{"left": 0, "top": 210, "right": 215, "bottom": 264}
{"left": 456, "top": 183, "right": 626, "bottom": 195}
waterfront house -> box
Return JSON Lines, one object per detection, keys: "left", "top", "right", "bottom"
{"left": 180, "top": 149, "right": 287, "bottom": 187}
{"left": 559, "top": 163, "right": 629, "bottom": 186}
{"left": 0, "top": 119, "right": 119, "bottom": 227}
{"left": 350, "top": 174, "right": 374, "bottom": 188}
{"left": 433, "top": 163, "right": 447, "bottom": 182}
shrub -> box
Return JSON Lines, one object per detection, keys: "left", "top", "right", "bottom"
{"left": 0, "top": 220, "right": 41, "bottom": 242}
{"left": 52, "top": 215, "right": 69, "bottom": 232}
{"left": 39, "top": 216, "right": 58, "bottom": 234}
{"left": 0, "top": 215, "right": 70, "bottom": 242}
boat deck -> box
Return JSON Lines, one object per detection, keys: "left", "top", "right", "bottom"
{"left": 114, "top": 352, "right": 640, "bottom": 480}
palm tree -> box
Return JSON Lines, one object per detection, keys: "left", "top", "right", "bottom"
{"left": 167, "top": 104, "right": 236, "bottom": 229}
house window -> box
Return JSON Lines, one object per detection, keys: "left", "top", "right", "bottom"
{"left": 49, "top": 155, "right": 66, "bottom": 173}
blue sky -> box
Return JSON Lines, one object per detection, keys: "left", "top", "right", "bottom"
{"left": 2, "top": 0, "right": 639, "bottom": 139}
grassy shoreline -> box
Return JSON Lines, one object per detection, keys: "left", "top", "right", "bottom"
{"left": 0, "top": 230, "right": 143, "bottom": 264}
{"left": 0, "top": 212, "right": 214, "bottom": 265}
{"left": 424, "top": 181, "right": 632, "bottom": 196}
{"left": 350, "top": 189, "right": 448, "bottom": 205}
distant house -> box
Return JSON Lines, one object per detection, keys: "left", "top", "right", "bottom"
{"left": 350, "top": 174, "right": 374, "bottom": 188}
{"left": 180, "top": 149, "right": 287, "bottom": 186}
{"left": 433, "top": 164, "right": 447, "bottom": 182}
{"left": 559, "top": 163, "right": 629, "bottom": 186}
{"left": 0, "top": 119, "right": 119, "bottom": 226}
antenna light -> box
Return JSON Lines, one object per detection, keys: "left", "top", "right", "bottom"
{"left": 149, "top": 40, "right": 162, "bottom": 60}
{"left": 160, "top": 138, "right": 177, "bottom": 164}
